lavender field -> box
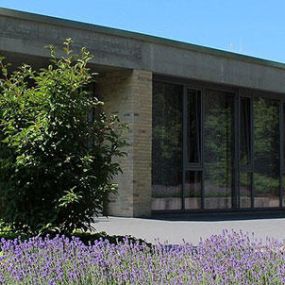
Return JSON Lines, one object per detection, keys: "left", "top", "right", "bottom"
{"left": 0, "top": 230, "right": 284, "bottom": 284}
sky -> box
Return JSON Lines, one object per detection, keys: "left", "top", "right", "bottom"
{"left": 1, "top": 0, "right": 285, "bottom": 63}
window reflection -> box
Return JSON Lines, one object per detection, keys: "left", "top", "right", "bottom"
{"left": 152, "top": 82, "right": 183, "bottom": 211}
{"left": 253, "top": 97, "right": 280, "bottom": 208}
{"left": 204, "top": 90, "right": 234, "bottom": 209}
{"left": 151, "top": 81, "right": 283, "bottom": 212}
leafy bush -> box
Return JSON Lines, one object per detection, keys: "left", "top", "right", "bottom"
{"left": 0, "top": 39, "right": 126, "bottom": 234}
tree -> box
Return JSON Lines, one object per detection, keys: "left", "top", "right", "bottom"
{"left": 0, "top": 39, "right": 126, "bottom": 234}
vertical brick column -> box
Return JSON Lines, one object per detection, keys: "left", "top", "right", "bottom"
{"left": 97, "top": 69, "right": 152, "bottom": 217}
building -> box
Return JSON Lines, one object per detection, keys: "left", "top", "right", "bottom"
{"left": 1, "top": 8, "right": 285, "bottom": 217}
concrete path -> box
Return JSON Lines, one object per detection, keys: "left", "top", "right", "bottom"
{"left": 93, "top": 216, "right": 285, "bottom": 245}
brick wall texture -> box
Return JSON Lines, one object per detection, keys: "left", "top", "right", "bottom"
{"left": 97, "top": 69, "right": 152, "bottom": 217}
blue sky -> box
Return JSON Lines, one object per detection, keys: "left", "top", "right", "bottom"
{"left": 1, "top": 0, "right": 285, "bottom": 63}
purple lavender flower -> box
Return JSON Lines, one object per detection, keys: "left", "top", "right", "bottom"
{"left": 0, "top": 230, "right": 284, "bottom": 284}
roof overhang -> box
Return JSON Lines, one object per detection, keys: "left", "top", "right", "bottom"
{"left": 1, "top": 8, "right": 285, "bottom": 93}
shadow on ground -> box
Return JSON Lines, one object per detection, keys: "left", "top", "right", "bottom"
{"left": 151, "top": 210, "right": 285, "bottom": 222}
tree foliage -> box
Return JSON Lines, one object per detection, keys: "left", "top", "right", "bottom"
{"left": 0, "top": 39, "right": 126, "bottom": 234}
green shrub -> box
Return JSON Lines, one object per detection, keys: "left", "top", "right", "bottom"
{"left": 0, "top": 39, "right": 126, "bottom": 234}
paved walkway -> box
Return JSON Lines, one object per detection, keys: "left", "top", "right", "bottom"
{"left": 93, "top": 216, "right": 285, "bottom": 245}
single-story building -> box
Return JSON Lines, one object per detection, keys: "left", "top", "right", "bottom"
{"left": 1, "top": 8, "right": 285, "bottom": 217}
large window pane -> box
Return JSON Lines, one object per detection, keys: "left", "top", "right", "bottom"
{"left": 152, "top": 82, "right": 183, "bottom": 210}
{"left": 253, "top": 97, "right": 280, "bottom": 208}
{"left": 204, "top": 90, "right": 234, "bottom": 209}
{"left": 184, "top": 171, "right": 202, "bottom": 209}
{"left": 187, "top": 89, "right": 201, "bottom": 164}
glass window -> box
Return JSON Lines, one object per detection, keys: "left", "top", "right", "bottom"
{"left": 204, "top": 90, "right": 234, "bottom": 209}
{"left": 187, "top": 89, "right": 202, "bottom": 164}
{"left": 152, "top": 81, "right": 283, "bottom": 212}
{"left": 184, "top": 171, "right": 202, "bottom": 209}
{"left": 152, "top": 82, "right": 183, "bottom": 210}
{"left": 253, "top": 97, "right": 280, "bottom": 208}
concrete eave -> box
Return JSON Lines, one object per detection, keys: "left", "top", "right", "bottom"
{"left": 1, "top": 8, "right": 285, "bottom": 93}
{"left": 1, "top": 7, "right": 285, "bottom": 70}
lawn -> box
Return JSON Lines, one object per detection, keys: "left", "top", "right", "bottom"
{"left": 0, "top": 230, "right": 284, "bottom": 284}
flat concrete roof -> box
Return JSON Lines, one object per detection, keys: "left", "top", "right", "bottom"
{"left": 1, "top": 8, "right": 285, "bottom": 93}
{"left": 1, "top": 7, "right": 285, "bottom": 70}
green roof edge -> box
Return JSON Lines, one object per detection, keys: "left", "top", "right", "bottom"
{"left": 1, "top": 7, "right": 285, "bottom": 70}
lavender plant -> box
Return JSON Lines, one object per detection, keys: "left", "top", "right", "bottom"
{"left": 0, "top": 230, "right": 284, "bottom": 284}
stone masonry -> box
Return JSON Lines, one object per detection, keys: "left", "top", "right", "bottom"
{"left": 97, "top": 69, "right": 152, "bottom": 217}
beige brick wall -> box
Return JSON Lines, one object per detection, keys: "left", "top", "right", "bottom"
{"left": 97, "top": 69, "right": 152, "bottom": 217}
